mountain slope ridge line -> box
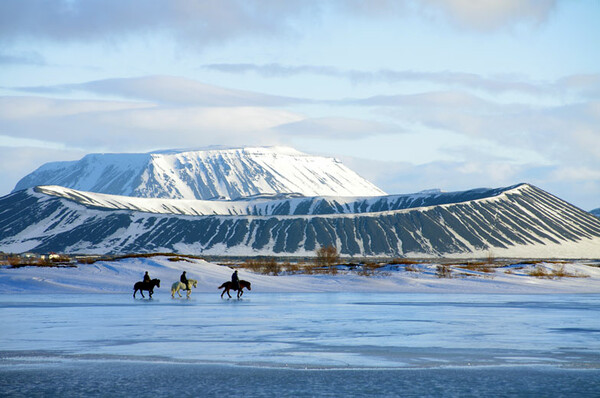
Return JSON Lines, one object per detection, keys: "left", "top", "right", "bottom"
{"left": 32, "top": 183, "right": 530, "bottom": 218}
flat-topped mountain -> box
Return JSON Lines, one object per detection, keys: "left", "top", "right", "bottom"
{"left": 13, "top": 146, "right": 385, "bottom": 200}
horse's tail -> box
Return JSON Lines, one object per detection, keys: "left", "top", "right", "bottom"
{"left": 218, "top": 283, "right": 226, "bottom": 289}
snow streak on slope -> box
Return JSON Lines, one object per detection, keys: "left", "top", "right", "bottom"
{"left": 2, "top": 184, "right": 600, "bottom": 258}
{"left": 14, "top": 147, "right": 385, "bottom": 200}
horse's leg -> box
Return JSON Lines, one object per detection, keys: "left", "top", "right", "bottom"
{"left": 140, "top": 290, "right": 145, "bottom": 298}
{"left": 226, "top": 289, "right": 232, "bottom": 298}
{"left": 149, "top": 289, "right": 153, "bottom": 298}
{"left": 133, "top": 289, "right": 137, "bottom": 298}
{"left": 221, "top": 289, "right": 225, "bottom": 298}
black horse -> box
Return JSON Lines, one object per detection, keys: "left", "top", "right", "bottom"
{"left": 133, "top": 278, "right": 160, "bottom": 298}
{"left": 218, "top": 280, "right": 251, "bottom": 299}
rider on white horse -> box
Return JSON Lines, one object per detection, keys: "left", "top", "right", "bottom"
{"left": 180, "top": 271, "right": 190, "bottom": 290}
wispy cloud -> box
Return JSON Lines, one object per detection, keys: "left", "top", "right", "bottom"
{"left": 419, "top": 0, "right": 557, "bottom": 32}
{"left": 14, "top": 76, "right": 305, "bottom": 107}
{"left": 0, "top": 51, "right": 45, "bottom": 66}
{"left": 0, "top": 0, "right": 321, "bottom": 48}
{"left": 343, "top": 155, "right": 599, "bottom": 210}
{"left": 204, "top": 63, "right": 600, "bottom": 98}
{"left": 355, "top": 91, "right": 600, "bottom": 166}
{"left": 0, "top": 96, "right": 303, "bottom": 151}
{"left": 275, "top": 117, "right": 402, "bottom": 139}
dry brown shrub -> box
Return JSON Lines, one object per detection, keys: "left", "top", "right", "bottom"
{"left": 239, "top": 258, "right": 281, "bottom": 275}
{"left": 388, "top": 258, "right": 419, "bottom": 265}
{"left": 436, "top": 265, "right": 452, "bottom": 278}
{"left": 527, "top": 265, "right": 552, "bottom": 278}
{"left": 458, "top": 263, "right": 496, "bottom": 273}
{"left": 357, "top": 262, "right": 381, "bottom": 276}
{"left": 315, "top": 245, "right": 340, "bottom": 275}
{"left": 284, "top": 262, "right": 300, "bottom": 274}
{"left": 404, "top": 264, "right": 420, "bottom": 272}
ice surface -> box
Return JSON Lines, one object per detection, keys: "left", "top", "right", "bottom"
{"left": 1, "top": 293, "right": 599, "bottom": 369}
{"left": 2, "top": 257, "right": 600, "bottom": 396}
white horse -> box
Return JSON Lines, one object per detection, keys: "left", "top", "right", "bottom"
{"left": 171, "top": 279, "right": 197, "bottom": 298}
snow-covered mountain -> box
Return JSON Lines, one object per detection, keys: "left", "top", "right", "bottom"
{"left": 13, "top": 146, "right": 385, "bottom": 200}
{"left": 2, "top": 183, "right": 599, "bottom": 258}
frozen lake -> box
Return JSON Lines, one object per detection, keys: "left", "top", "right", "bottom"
{"left": 2, "top": 293, "right": 600, "bottom": 397}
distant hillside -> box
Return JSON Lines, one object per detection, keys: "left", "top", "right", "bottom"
{"left": 2, "top": 183, "right": 599, "bottom": 258}
{"left": 591, "top": 208, "right": 600, "bottom": 218}
{"left": 13, "top": 146, "right": 386, "bottom": 200}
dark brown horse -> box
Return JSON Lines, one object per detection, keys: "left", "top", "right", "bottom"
{"left": 219, "top": 280, "right": 251, "bottom": 298}
{"left": 133, "top": 278, "right": 160, "bottom": 298}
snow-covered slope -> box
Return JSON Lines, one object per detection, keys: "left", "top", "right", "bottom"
{"left": 2, "top": 184, "right": 599, "bottom": 258}
{"left": 13, "top": 146, "right": 385, "bottom": 199}
{"left": 2, "top": 255, "right": 599, "bottom": 294}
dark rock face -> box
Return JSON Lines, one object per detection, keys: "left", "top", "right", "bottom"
{"left": 2, "top": 184, "right": 600, "bottom": 257}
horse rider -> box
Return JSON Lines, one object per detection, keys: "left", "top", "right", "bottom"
{"left": 143, "top": 271, "right": 150, "bottom": 283}
{"left": 180, "top": 271, "right": 190, "bottom": 290}
{"left": 231, "top": 270, "right": 240, "bottom": 291}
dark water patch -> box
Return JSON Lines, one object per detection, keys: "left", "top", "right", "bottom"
{"left": 551, "top": 328, "right": 600, "bottom": 334}
{"left": 2, "top": 361, "right": 600, "bottom": 398}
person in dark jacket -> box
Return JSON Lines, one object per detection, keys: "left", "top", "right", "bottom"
{"left": 180, "top": 271, "right": 189, "bottom": 290}
{"left": 231, "top": 270, "right": 240, "bottom": 290}
{"left": 143, "top": 271, "right": 150, "bottom": 283}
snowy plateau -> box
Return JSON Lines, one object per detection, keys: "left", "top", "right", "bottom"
{"left": 2, "top": 145, "right": 600, "bottom": 258}
{"left": 13, "top": 146, "right": 385, "bottom": 199}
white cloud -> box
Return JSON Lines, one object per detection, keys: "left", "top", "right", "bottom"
{"left": 0, "top": 96, "right": 153, "bottom": 119}
{"left": 0, "top": 0, "right": 322, "bottom": 48}
{"left": 0, "top": 96, "right": 303, "bottom": 151}
{"left": 16, "top": 76, "right": 304, "bottom": 107}
{"left": 356, "top": 91, "right": 600, "bottom": 166}
{"left": 275, "top": 117, "right": 401, "bottom": 139}
{"left": 342, "top": 156, "right": 599, "bottom": 210}
{"left": 420, "top": 0, "right": 557, "bottom": 31}
{"left": 0, "top": 0, "right": 558, "bottom": 51}
{"left": 204, "top": 63, "right": 553, "bottom": 96}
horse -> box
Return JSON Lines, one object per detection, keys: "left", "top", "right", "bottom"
{"left": 133, "top": 278, "right": 160, "bottom": 298}
{"left": 171, "top": 279, "right": 197, "bottom": 298}
{"left": 218, "top": 280, "right": 251, "bottom": 299}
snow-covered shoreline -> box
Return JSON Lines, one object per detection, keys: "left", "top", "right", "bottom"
{"left": 1, "top": 256, "right": 599, "bottom": 295}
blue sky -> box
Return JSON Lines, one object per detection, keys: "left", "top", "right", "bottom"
{"left": 1, "top": 0, "right": 599, "bottom": 209}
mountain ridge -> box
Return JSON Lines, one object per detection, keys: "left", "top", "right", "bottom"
{"left": 2, "top": 183, "right": 599, "bottom": 258}
{"left": 32, "top": 183, "right": 524, "bottom": 217}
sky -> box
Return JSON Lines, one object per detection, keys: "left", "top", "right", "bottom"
{"left": 0, "top": 0, "right": 599, "bottom": 210}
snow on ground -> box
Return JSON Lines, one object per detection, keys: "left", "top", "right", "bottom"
{"left": 1, "top": 256, "right": 599, "bottom": 294}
